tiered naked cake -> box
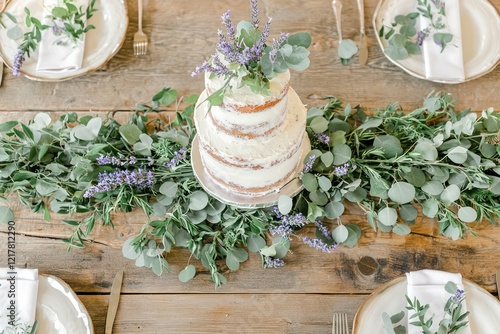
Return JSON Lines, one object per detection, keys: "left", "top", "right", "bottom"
{"left": 194, "top": 70, "right": 308, "bottom": 196}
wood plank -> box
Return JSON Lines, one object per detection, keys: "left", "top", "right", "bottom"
{"left": 2, "top": 203, "right": 499, "bottom": 294}
{"left": 79, "top": 294, "right": 366, "bottom": 334}
{"left": 0, "top": 0, "right": 498, "bottom": 112}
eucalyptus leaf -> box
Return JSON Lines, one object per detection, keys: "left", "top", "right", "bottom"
{"left": 378, "top": 207, "right": 398, "bottom": 226}
{"left": 278, "top": 195, "right": 293, "bottom": 215}
{"left": 325, "top": 201, "right": 344, "bottom": 220}
{"left": 302, "top": 173, "right": 318, "bottom": 192}
{"left": 332, "top": 144, "right": 351, "bottom": 165}
{"left": 0, "top": 206, "right": 15, "bottom": 224}
{"left": 422, "top": 181, "right": 444, "bottom": 196}
{"left": 399, "top": 204, "right": 418, "bottom": 222}
{"left": 440, "top": 184, "right": 461, "bottom": 206}
{"left": 247, "top": 234, "right": 266, "bottom": 253}
{"left": 447, "top": 146, "right": 468, "bottom": 164}
{"left": 458, "top": 206, "right": 477, "bottom": 223}
{"left": 189, "top": 191, "right": 209, "bottom": 211}
{"left": 122, "top": 238, "right": 141, "bottom": 260}
{"left": 310, "top": 116, "right": 329, "bottom": 133}
{"left": 414, "top": 139, "right": 438, "bottom": 161}
{"left": 178, "top": 265, "right": 196, "bottom": 283}
{"left": 392, "top": 223, "right": 411, "bottom": 236}
{"left": 332, "top": 224, "right": 349, "bottom": 243}
{"left": 338, "top": 39, "right": 358, "bottom": 59}
{"left": 159, "top": 181, "right": 178, "bottom": 198}
{"left": 388, "top": 182, "right": 415, "bottom": 204}
{"left": 321, "top": 151, "right": 334, "bottom": 167}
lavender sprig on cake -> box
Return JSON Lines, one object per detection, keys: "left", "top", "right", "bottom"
{"left": 192, "top": 0, "right": 311, "bottom": 106}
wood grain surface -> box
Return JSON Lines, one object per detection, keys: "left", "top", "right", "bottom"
{"left": 0, "top": 0, "right": 499, "bottom": 333}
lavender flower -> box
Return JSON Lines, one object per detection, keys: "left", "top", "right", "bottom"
{"left": 269, "top": 32, "right": 289, "bottom": 63}
{"left": 83, "top": 168, "right": 154, "bottom": 198}
{"left": 264, "top": 257, "right": 285, "bottom": 268}
{"left": 451, "top": 289, "right": 465, "bottom": 303}
{"left": 12, "top": 50, "right": 26, "bottom": 76}
{"left": 255, "top": 17, "right": 272, "bottom": 56}
{"left": 334, "top": 163, "right": 351, "bottom": 177}
{"left": 250, "top": 0, "right": 259, "bottom": 27}
{"left": 147, "top": 156, "right": 154, "bottom": 166}
{"left": 302, "top": 236, "right": 337, "bottom": 253}
{"left": 166, "top": 148, "right": 187, "bottom": 168}
{"left": 96, "top": 154, "right": 137, "bottom": 166}
{"left": 302, "top": 154, "right": 316, "bottom": 173}
{"left": 51, "top": 19, "right": 66, "bottom": 36}
{"left": 316, "top": 133, "right": 330, "bottom": 145}
{"left": 221, "top": 10, "right": 237, "bottom": 44}
{"left": 270, "top": 209, "right": 308, "bottom": 239}
{"left": 315, "top": 220, "right": 333, "bottom": 241}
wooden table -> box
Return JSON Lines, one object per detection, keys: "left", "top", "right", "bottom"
{"left": 1, "top": 0, "right": 499, "bottom": 333}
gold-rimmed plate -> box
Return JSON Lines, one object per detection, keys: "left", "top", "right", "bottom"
{"left": 373, "top": 0, "right": 500, "bottom": 83}
{"left": 0, "top": 0, "right": 128, "bottom": 81}
{"left": 353, "top": 276, "right": 500, "bottom": 333}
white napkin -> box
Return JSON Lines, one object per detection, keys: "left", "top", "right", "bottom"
{"left": 36, "top": 0, "right": 89, "bottom": 72}
{"left": 0, "top": 268, "right": 39, "bottom": 330}
{"left": 419, "top": 0, "right": 465, "bottom": 82}
{"left": 406, "top": 269, "right": 471, "bottom": 334}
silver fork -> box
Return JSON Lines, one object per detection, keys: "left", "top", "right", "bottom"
{"left": 133, "top": 0, "right": 148, "bottom": 56}
{"left": 332, "top": 312, "right": 349, "bottom": 334}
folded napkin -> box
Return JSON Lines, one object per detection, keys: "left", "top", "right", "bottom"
{"left": 36, "top": 0, "right": 89, "bottom": 72}
{"left": 406, "top": 269, "right": 471, "bottom": 334}
{"left": 419, "top": 0, "right": 465, "bottom": 82}
{"left": 0, "top": 268, "right": 39, "bottom": 330}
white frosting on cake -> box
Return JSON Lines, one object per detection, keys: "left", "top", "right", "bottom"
{"left": 194, "top": 84, "right": 307, "bottom": 195}
{"left": 208, "top": 95, "right": 288, "bottom": 138}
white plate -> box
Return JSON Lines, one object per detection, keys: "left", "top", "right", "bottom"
{"left": 36, "top": 274, "right": 94, "bottom": 334}
{"left": 353, "top": 276, "right": 500, "bottom": 333}
{"left": 373, "top": 0, "right": 500, "bottom": 83}
{"left": 192, "top": 134, "right": 310, "bottom": 209}
{"left": 0, "top": 0, "right": 128, "bottom": 81}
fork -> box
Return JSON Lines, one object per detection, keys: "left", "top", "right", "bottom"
{"left": 133, "top": 0, "right": 148, "bottom": 56}
{"left": 332, "top": 312, "right": 350, "bottom": 334}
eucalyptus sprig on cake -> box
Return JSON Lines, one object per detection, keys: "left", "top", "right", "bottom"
{"left": 191, "top": 0, "right": 311, "bottom": 106}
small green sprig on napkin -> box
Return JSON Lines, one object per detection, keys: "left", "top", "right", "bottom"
{"left": 379, "top": 0, "right": 455, "bottom": 60}
{"left": 383, "top": 281, "right": 469, "bottom": 334}
{"left": 0, "top": 320, "right": 38, "bottom": 334}
{"left": 4, "top": 0, "right": 97, "bottom": 75}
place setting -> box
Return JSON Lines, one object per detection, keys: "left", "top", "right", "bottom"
{"left": 351, "top": 269, "right": 500, "bottom": 334}
{"left": 0, "top": 0, "right": 128, "bottom": 81}
{"left": 373, "top": 0, "right": 500, "bottom": 83}
{"left": 0, "top": 268, "right": 93, "bottom": 333}
{"left": 0, "top": 267, "right": 127, "bottom": 334}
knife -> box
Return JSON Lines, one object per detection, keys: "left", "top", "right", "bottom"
{"left": 496, "top": 270, "right": 500, "bottom": 301}
{"left": 356, "top": 0, "right": 368, "bottom": 65}
{"left": 105, "top": 270, "right": 124, "bottom": 334}
{"left": 0, "top": 61, "right": 4, "bottom": 87}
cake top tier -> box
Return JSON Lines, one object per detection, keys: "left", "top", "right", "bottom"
{"left": 205, "top": 70, "right": 290, "bottom": 111}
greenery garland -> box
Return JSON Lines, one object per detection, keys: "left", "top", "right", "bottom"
{"left": 0, "top": 89, "right": 499, "bottom": 287}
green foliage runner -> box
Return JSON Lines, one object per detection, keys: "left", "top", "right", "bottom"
{"left": 0, "top": 90, "right": 499, "bottom": 287}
